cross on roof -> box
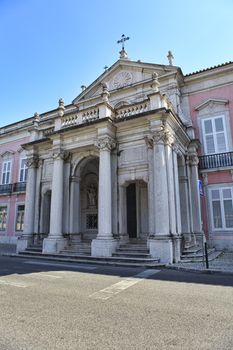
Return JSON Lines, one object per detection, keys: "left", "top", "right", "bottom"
{"left": 117, "top": 34, "right": 130, "bottom": 50}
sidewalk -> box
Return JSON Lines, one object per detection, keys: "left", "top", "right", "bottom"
{"left": 170, "top": 252, "right": 233, "bottom": 275}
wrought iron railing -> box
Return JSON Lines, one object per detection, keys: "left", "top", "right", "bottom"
{"left": 13, "top": 182, "right": 27, "bottom": 192}
{"left": 0, "top": 184, "right": 13, "bottom": 194}
{"left": 199, "top": 152, "right": 233, "bottom": 169}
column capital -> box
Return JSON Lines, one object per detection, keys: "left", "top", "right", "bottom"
{"left": 26, "top": 156, "right": 39, "bottom": 168}
{"left": 52, "top": 150, "right": 70, "bottom": 161}
{"left": 144, "top": 136, "right": 153, "bottom": 149}
{"left": 95, "top": 137, "right": 116, "bottom": 151}
{"left": 152, "top": 128, "right": 174, "bottom": 146}
{"left": 186, "top": 153, "right": 199, "bottom": 166}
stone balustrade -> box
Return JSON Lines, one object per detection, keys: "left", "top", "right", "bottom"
{"left": 61, "top": 114, "right": 80, "bottom": 127}
{"left": 115, "top": 102, "right": 148, "bottom": 119}
{"left": 82, "top": 108, "right": 99, "bottom": 123}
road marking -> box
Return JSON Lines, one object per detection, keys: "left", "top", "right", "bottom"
{"left": 24, "top": 261, "right": 97, "bottom": 270}
{"left": 23, "top": 272, "right": 62, "bottom": 280}
{"left": 0, "top": 278, "right": 31, "bottom": 288}
{"left": 89, "top": 269, "right": 161, "bottom": 300}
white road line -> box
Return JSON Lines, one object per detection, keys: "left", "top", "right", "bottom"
{"left": 0, "top": 278, "right": 31, "bottom": 288}
{"left": 89, "top": 269, "right": 161, "bottom": 300}
{"left": 23, "top": 273, "right": 62, "bottom": 280}
{"left": 24, "top": 261, "right": 97, "bottom": 270}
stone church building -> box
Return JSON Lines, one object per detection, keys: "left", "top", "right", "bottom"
{"left": 14, "top": 48, "right": 202, "bottom": 264}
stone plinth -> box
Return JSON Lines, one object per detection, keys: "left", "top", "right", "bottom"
{"left": 91, "top": 238, "right": 118, "bottom": 257}
{"left": 149, "top": 237, "right": 173, "bottom": 264}
{"left": 43, "top": 237, "right": 67, "bottom": 254}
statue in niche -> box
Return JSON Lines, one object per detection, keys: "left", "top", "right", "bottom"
{"left": 87, "top": 184, "right": 97, "bottom": 208}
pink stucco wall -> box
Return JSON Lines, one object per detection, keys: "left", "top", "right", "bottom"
{"left": 0, "top": 136, "right": 29, "bottom": 238}
{"left": 188, "top": 84, "right": 233, "bottom": 154}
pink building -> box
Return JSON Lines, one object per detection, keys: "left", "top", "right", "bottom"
{"left": 0, "top": 119, "right": 31, "bottom": 250}
{"left": 185, "top": 62, "right": 233, "bottom": 250}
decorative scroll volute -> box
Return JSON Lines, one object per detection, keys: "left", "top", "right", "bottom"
{"left": 26, "top": 156, "right": 39, "bottom": 168}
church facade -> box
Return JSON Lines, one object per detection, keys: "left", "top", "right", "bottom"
{"left": 1, "top": 49, "right": 233, "bottom": 264}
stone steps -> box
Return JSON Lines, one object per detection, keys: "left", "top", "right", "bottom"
{"left": 17, "top": 250, "right": 162, "bottom": 268}
{"left": 180, "top": 247, "right": 218, "bottom": 263}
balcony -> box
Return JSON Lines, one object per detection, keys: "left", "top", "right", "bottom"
{"left": 199, "top": 152, "right": 233, "bottom": 170}
{"left": 0, "top": 184, "right": 13, "bottom": 194}
{"left": 13, "top": 182, "right": 27, "bottom": 192}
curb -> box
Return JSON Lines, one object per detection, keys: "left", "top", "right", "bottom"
{"left": 165, "top": 265, "right": 233, "bottom": 276}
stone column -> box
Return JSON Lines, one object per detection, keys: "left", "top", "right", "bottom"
{"left": 43, "top": 150, "right": 68, "bottom": 253}
{"left": 148, "top": 129, "right": 173, "bottom": 264}
{"left": 144, "top": 137, "right": 155, "bottom": 237}
{"left": 69, "top": 176, "right": 81, "bottom": 240}
{"left": 165, "top": 133, "right": 176, "bottom": 235}
{"left": 91, "top": 137, "right": 118, "bottom": 257}
{"left": 172, "top": 146, "right": 182, "bottom": 262}
{"left": 186, "top": 144, "right": 202, "bottom": 243}
{"left": 17, "top": 156, "right": 38, "bottom": 252}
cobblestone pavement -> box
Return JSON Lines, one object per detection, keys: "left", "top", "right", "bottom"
{"left": 173, "top": 252, "right": 233, "bottom": 273}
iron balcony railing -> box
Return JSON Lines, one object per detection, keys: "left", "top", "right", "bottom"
{"left": 0, "top": 184, "right": 13, "bottom": 194}
{"left": 0, "top": 182, "right": 27, "bottom": 195}
{"left": 199, "top": 151, "right": 233, "bottom": 170}
{"left": 13, "top": 182, "right": 27, "bottom": 192}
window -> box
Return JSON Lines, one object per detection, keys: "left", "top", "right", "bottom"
{"left": 15, "top": 205, "right": 25, "bottom": 231}
{"left": 0, "top": 206, "right": 7, "bottom": 231}
{"left": 1, "top": 160, "right": 11, "bottom": 184}
{"left": 19, "top": 159, "right": 27, "bottom": 182}
{"left": 202, "top": 115, "right": 228, "bottom": 154}
{"left": 210, "top": 187, "right": 233, "bottom": 230}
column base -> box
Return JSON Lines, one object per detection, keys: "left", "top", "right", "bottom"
{"left": 42, "top": 237, "right": 67, "bottom": 254}
{"left": 16, "top": 235, "right": 33, "bottom": 253}
{"left": 149, "top": 237, "right": 173, "bottom": 264}
{"left": 172, "top": 236, "right": 182, "bottom": 263}
{"left": 91, "top": 238, "right": 118, "bottom": 257}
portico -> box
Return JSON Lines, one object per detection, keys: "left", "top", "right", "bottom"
{"left": 17, "top": 51, "right": 202, "bottom": 264}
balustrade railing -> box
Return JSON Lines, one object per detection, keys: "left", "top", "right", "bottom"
{"left": 199, "top": 152, "right": 233, "bottom": 169}
{"left": 82, "top": 108, "right": 99, "bottom": 123}
{"left": 61, "top": 114, "right": 79, "bottom": 127}
{"left": 13, "top": 182, "right": 26, "bottom": 192}
{"left": 115, "top": 102, "right": 148, "bottom": 119}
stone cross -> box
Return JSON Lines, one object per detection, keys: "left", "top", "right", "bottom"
{"left": 117, "top": 34, "right": 130, "bottom": 50}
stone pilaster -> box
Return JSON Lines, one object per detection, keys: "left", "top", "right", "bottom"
{"left": 17, "top": 156, "right": 39, "bottom": 252}
{"left": 91, "top": 137, "right": 118, "bottom": 257}
{"left": 43, "top": 150, "right": 69, "bottom": 253}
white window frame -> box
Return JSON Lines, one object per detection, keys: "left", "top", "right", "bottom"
{"left": 1, "top": 160, "right": 12, "bottom": 185}
{"left": 15, "top": 203, "right": 25, "bottom": 232}
{"left": 18, "top": 158, "right": 27, "bottom": 183}
{"left": 209, "top": 186, "right": 233, "bottom": 231}
{"left": 0, "top": 205, "right": 8, "bottom": 231}
{"left": 201, "top": 115, "right": 229, "bottom": 155}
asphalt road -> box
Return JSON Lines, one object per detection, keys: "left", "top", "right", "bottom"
{"left": 0, "top": 256, "right": 233, "bottom": 350}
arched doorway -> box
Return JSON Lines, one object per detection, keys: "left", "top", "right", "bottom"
{"left": 71, "top": 156, "right": 99, "bottom": 242}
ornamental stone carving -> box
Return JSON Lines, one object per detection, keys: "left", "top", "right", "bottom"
{"left": 144, "top": 136, "right": 153, "bottom": 149}
{"left": 95, "top": 137, "right": 116, "bottom": 151}
{"left": 52, "top": 150, "right": 70, "bottom": 161}
{"left": 26, "top": 156, "right": 39, "bottom": 168}
{"left": 152, "top": 128, "right": 174, "bottom": 146}
{"left": 186, "top": 154, "right": 199, "bottom": 166}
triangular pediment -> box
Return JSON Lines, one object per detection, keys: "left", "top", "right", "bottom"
{"left": 1, "top": 150, "right": 14, "bottom": 158}
{"left": 72, "top": 59, "right": 179, "bottom": 105}
{"left": 194, "top": 98, "right": 229, "bottom": 111}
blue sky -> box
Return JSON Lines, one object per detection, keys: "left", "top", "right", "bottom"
{"left": 0, "top": 0, "right": 233, "bottom": 127}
